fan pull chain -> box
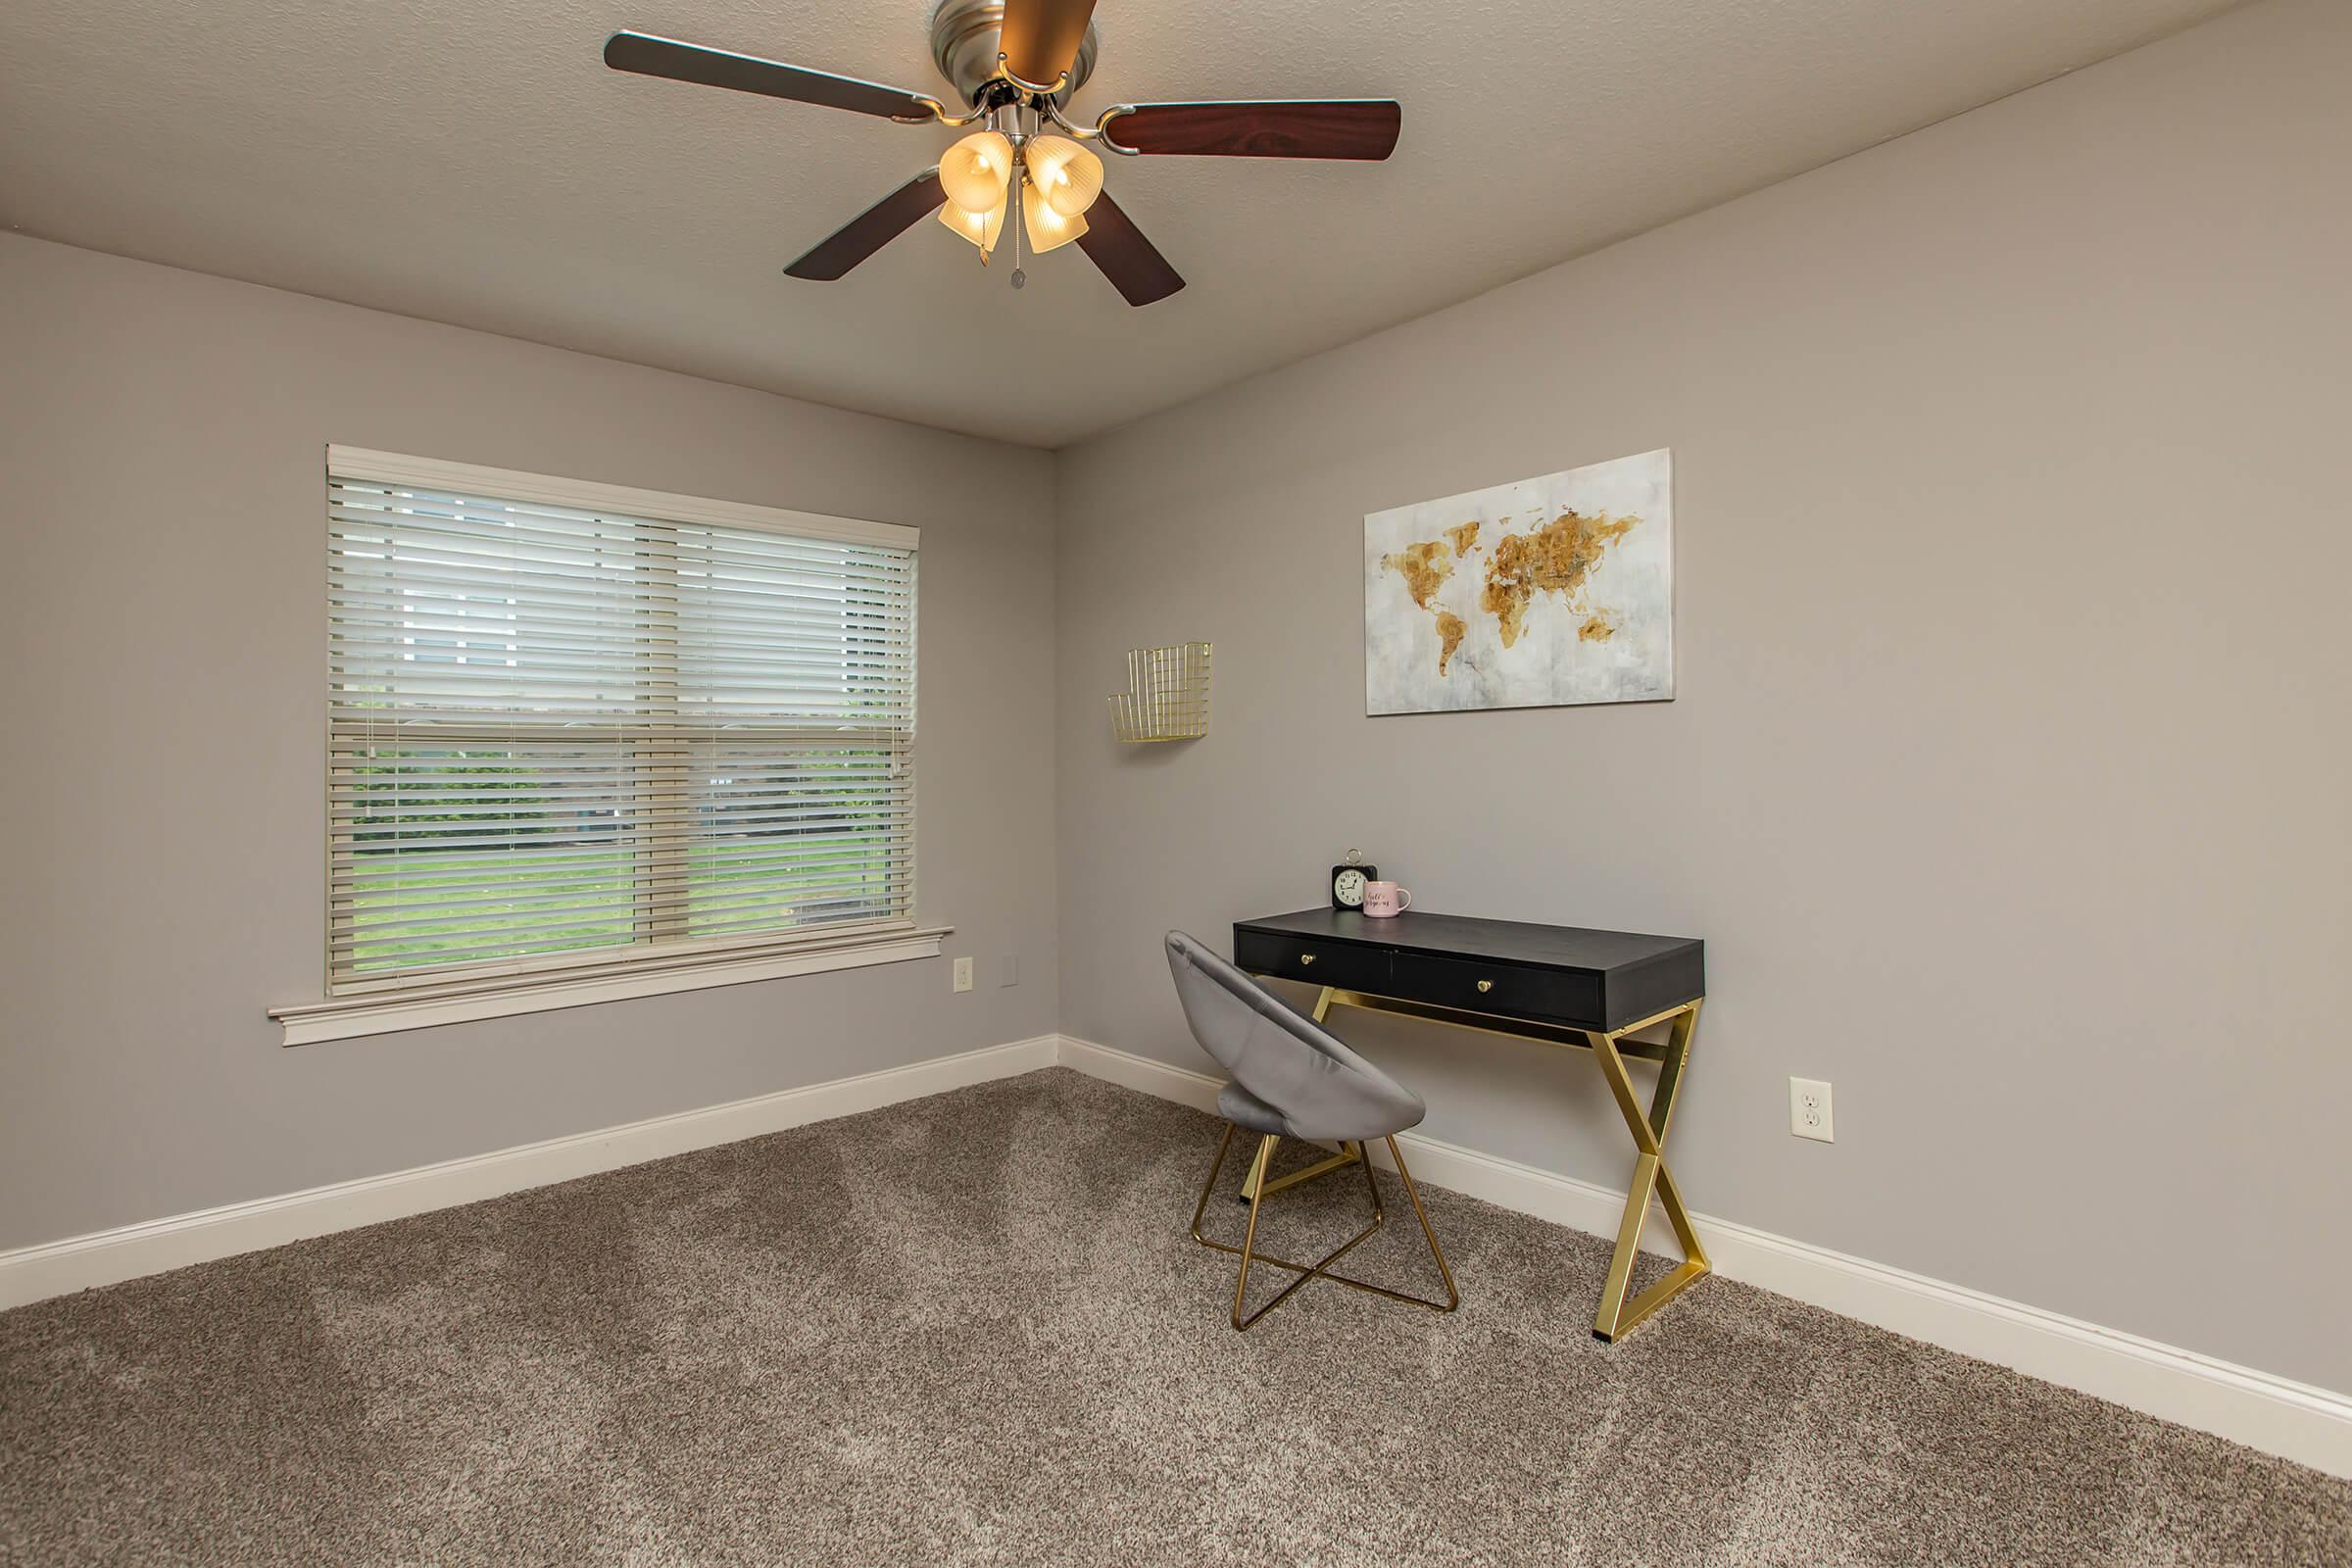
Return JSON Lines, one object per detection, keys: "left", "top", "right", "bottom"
{"left": 1009, "top": 166, "right": 1026, "bottom": 289}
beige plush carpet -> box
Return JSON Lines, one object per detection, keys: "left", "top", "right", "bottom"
{"left": 3, "top": 1067, "right": 2346, "bottom": 1565}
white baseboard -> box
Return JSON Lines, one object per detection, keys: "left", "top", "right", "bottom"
{"left": 1052, "top": 1033, "right": 2352, "bottom": 1481}
{"left": 0, "top": 1035, "right": 1058, "bottom": 1312}
{"left": 10, "top": 1028, "right": 2346, "bottom": 1482}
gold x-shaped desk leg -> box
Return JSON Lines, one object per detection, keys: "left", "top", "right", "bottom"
{"left": 1247, "top": 979, "right": 1712, "bottom": 1341}
{"left": 1586, "top": 1001, "right": 1708, "bottom": 1342}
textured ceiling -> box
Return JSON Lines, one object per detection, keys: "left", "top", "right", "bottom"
{"left": 0, "top": 0, "right": 2247, "bottom": 447}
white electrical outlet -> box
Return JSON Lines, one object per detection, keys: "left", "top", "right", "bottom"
{"left": 952, "top": 956, "right": 974, "bottom": 993}
{"left": 1789, "top": 1077, "right": 1834, "bottom": 1143}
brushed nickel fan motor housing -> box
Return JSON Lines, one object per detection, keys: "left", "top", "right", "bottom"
{"left": 929, "top": 0, "right": 1100, "bottom": 105}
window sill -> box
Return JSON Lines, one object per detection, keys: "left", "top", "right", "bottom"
{"left": 270, "top": 926, "right": 951, "bottom": 1048}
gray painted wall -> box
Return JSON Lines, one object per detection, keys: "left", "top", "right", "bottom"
{"left": 1053, "top": 0, "right": 2352, "bottom": 1391}
{"left": 0, "top": 234, "right": 1058, "bottom": 1251}
{"left": 3, "top": 0, "right": 2343, "bottom": 1402}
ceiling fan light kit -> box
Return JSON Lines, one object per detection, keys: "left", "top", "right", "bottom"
{"left": 1021, "top": 192, "right": 1089, "bottom": 255}
{"left": 603, "top": 0, "right": 1401, "bottom": 306}
{"left": 939, "top": 129, "right": 1015, "bottom": 214}
{"left": 938, "top": 194, "right": 1008, "bottom": 261}
{"left": 1025, "top": 134, "right": 1103, "bottom": 219}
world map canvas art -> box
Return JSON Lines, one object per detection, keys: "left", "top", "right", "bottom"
{"left": 1364, "top": 449, "right": 1673, "bottom": 714}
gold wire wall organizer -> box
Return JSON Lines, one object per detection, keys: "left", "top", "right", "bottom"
{"left": 1109, "top": 642, "right": 1211, "bottom": 743}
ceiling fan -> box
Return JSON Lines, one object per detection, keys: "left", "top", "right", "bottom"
{"left": 604, "top": 0, "right": 1401, "bottom": 306}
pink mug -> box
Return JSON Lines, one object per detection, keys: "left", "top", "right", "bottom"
{"left": 1362, "top": 880, "right": 1413, "bottom": 918}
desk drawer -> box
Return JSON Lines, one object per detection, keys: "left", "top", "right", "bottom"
{"left": 1233, "top": 929, "right": 1392, "bottom": 994}
{"left": 1392, "top": 952, "right": 1601, "bottom": 1029}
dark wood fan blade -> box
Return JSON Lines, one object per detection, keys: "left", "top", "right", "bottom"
{"left": 605, "top": 31, "right": 933, "bottom": 122}
{"left": 998, "top": 0, "right": 1098, "bottom": 87}
{"left": 1074, "top": 191, "right": 1185, "bottom": 307}
{"left": 785, "top": 171, "right": 947, "bottom": 280}
{"left": 1105, "top": 100, "right": 1401, "bottom": 160}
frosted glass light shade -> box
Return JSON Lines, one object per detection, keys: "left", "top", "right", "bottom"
{"left": 1023, "top": 134, "right": 1103, "bottom": 218}
{"left": 938, "top": 198, "right": 1006, "bottom": 258}
{"left": 1021, "top": 189, "right": 1089, "bottom": 254}
{"left": 939, "top": 131, "right": 1013, "bottom": 214}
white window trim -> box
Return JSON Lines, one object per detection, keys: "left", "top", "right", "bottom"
{"left": 270, "top": 923, "right": 951, "bottom": 1047}
{"left": 321, "top": 447, "right": 919, "bottom": 552}
{"left": 272, "top": 447, "right": 932, "bottom": 1047}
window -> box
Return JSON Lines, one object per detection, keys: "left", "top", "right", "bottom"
{"left": 316, "top": 448, "right": 919, "bottom": 1005}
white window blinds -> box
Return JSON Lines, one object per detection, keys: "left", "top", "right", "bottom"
{"left": 324, "top": 450, "right": 916, "bottom": 993}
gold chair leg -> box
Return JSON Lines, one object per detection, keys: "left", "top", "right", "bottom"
{"left": 1189, "top": 1122, "right": 1241, "bottom": 1246}
{"left": 1239, "top": 1139, "right": 1363, "bottom": 1204}
{"left": 1382, "top": 1137, "right": 1460, "bottom": 1313}
{"left": 1191, "top": 1122, "right": 1459, "bottom": 1329}
{"left": 1232, "top": 1136, "right": 1271, "bottom": 1326}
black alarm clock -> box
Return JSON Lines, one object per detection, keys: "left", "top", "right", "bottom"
{"left": 1331, "top": 851, "right": 1376, "bottom": 911}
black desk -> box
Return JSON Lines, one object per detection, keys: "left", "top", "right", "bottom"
{"left": 1234, "top": 907, "right": 1709, "bottom": 1342}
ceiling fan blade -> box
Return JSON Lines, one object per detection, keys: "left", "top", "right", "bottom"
{"left": 1075, "top": 191, "right": 1185, "bottom": 307}
{"left": 785, "top": 171, "right": 947, "bottom": 280}
{"left": 1104, "top": 100, "right": 1402, "bottom": 160}
{"left": 605, "top": 31, "right": 934, "bottom": 122}
{"left": 998, "top": 0, "right": 1098, "bottom": 87}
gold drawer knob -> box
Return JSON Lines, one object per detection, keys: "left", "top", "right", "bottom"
{"left": 1476, "top": 979, "right": 1494, "bottom": 993}
{"left": 1299, "top": 953, "right": 1316, "bottom": 965}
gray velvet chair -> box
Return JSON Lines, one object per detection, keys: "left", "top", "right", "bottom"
{"left": 1164, "top": 930, "right": 1458, "bottom": 1330}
